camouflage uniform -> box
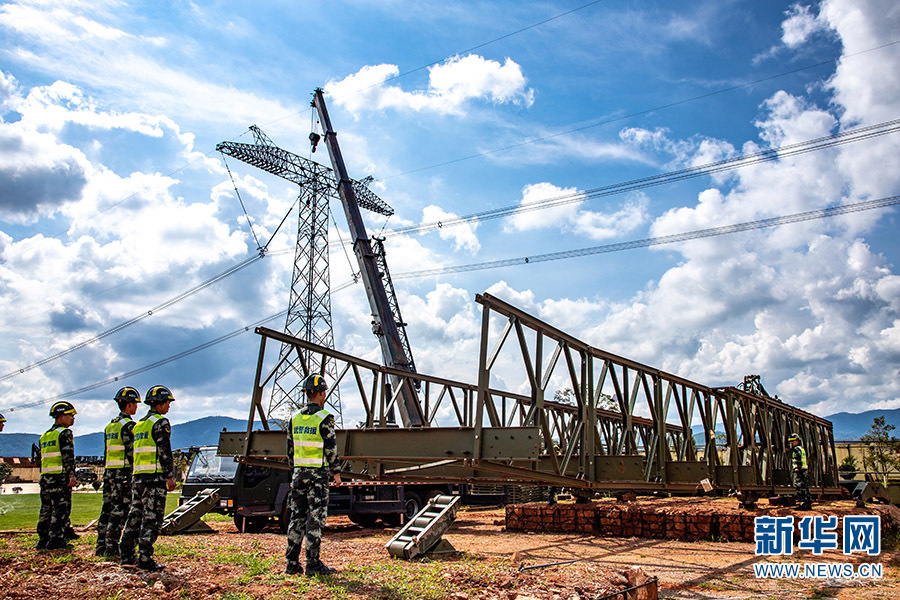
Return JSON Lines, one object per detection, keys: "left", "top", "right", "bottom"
{"left": 119, "top": 410, "right": 173, "bottom": 564}
{"left": 791, "top": 444, "right": 812, "bottom": 509}
{"left": 96, "top": 411, "right": 135, "bottom": 556}
{"left": 37, "top": 426, "right": 75, "bottom": 549}
{"left": 285, "top": 401, "right": 339, "bottom": 573}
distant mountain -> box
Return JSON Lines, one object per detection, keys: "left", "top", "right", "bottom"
{"left": 824, "top": 408, "right": 900, "bottom": 441}
{"left": 0, "top": 415, "right": 246, "bottom": 457}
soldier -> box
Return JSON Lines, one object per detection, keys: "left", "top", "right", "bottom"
{"left": 788, "top": 433, "right": 812, "bottom": 510}
{"left": 119, "top": 385, "right": 176, "bottom": 571}
{"left": 95, "top": 387, "right": 140, "bottom": 559}
{"left": 37, "top": 401, "right": 78, "bottom": 550}
{"left": 285, "top": 374, "right": 341, "bottom": 576}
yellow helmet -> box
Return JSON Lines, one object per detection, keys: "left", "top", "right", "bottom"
{"left": 49, "top": 401, "right": 77, "bottom": 417}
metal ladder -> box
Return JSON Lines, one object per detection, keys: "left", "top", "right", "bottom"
{"left": 161, "top": 487, "right": 220, "bottom": 535}
{"left": 385, "top": 494, "right": 461, "bottom": 559}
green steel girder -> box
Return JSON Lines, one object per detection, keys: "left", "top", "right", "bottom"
{"left": 232, "top": 293, "right": 841, "bottom": 498}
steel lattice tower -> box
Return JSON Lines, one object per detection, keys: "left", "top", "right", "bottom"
{"left": 218, "top": 127, "right": 394, "bottom": 427}
{"left": 269, "top": 177, "right": 342, "bottom": 424}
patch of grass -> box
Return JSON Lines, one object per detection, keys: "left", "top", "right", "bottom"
{"left": 332, "top": 556, "right": 509, "bottom": 600}
{"left": 202, "top": 511, "right": 231, "bottom": 522}
{"left": 221, "top": 593, "right": 254, "bottom": 600}
{"left": 212, "top": 546, "right": 277, "bottom": 582}
{"left": 155, "top": 536, "right": 206, "bottom": 559}
{"left": 0, "top": 491, "right": 181, "bottom": 530}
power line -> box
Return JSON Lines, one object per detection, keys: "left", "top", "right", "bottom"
{"left": 1, "top": 311, "right": 286, "bottom": 413}
{"left": 9, "top": 118, "right": 895, "bottom": 381}
{"left": 6, "top": 195, "right": 896, "bottom": 413}
{"left": 386, "top": 195, "right": 900, "bottom": 279}
{"left": 0, "top": 253, "right": 265, "bottom": 382}
{"left": 296, "top": 117, "right": 899, "bottom": 247}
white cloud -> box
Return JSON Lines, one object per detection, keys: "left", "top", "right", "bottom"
{"left": 325, "top": 54, "right": 534, "bottom": 117}
{"left": 504, "top": 182, "right": 648, "bottom": 241}
{"left": 0, "top": 3, "right": 299, "bottom": 131}
{"left": 421, "top": 205, "right": 480, "bottom": 253}
{"left": 781, "top": 3, "right": 828, "bottom": 47}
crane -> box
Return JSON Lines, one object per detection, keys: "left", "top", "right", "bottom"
{"left": 311, "top": 88, "right": 424, "bottom": 427}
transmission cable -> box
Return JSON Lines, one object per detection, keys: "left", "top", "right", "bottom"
{"left": 386, "top": 195, "right": 900, "bottom": 279}
{"left": 3, "top": 118, "right": 895, "bottom": 383}
{"left": 0, "top": 253, "right": 265, "bottom": 382}
{"left": 288, "top": 117, "right": 900, "bottom": 250}
{"left": 1, "top": 311, "right": 286, "bottom": 413}
{"left": 6, "top": 195, "right": 895, "bottom": 413}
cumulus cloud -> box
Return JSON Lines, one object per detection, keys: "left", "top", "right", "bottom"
{"left": 325, "top": 54, "right": 534, "bottom": 117}
{"left": 0, "top": 125, "right": 90, "bottom": 220}
{"left": 780, "top": 3, "right": 828, "bottom": 47}
{"left": 421, "top": 205, "right": 480, "bottom": 253}
{"left": 504, "top": 182, "right": 649, "bottom": 241}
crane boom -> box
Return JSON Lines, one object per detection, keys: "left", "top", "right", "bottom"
{"left": 312, "top": 88, "right": 425, "bottom": 428}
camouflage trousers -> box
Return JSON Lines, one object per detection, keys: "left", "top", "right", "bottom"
{"left": 37, "top": 474, "right": 72, "bottom": 545}
{"left": 119, "top": 476, "right": 166, "bottom": 562}
{"left": 285, "top": 468, "right": 330, "bottom": 569}
{"left": 96, "top": 470, "right": 133, "bottom": 554}
{"left": 793, "top": 469, "right": 812, "bottom": 507}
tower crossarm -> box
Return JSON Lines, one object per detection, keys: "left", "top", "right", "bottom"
{"left": 216, "top": 128, "right": 394, "bottom": 216}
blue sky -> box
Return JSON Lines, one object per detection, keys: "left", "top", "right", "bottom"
{"left": 1, "top": 0, "right": 898, "bottom": 436}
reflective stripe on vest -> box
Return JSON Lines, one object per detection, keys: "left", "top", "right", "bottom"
{"left": 133, "top": 414, "right": 162, "bottom": 474}
{"left": 291, "top": 409, "right": 331, "bottom": 468}
{"left": 39, "top": 426, "right": 67, "bottom": 475}
{"left": 104, "top": 416, "right": 133, "bottom": 469}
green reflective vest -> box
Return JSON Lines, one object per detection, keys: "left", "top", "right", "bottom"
{"left": 104, "top": 415, "right": 133, "bottom": 469}
{"left": 793, "top": 445, "right": 808, "bottom": 471}
{"left": 291, "top": 410, "right": 331, "bottom": 468}
{"left": 133, "top": 414, "right": 162, "bottom": 475}
{"left": 39, "top": 426, "right": 67, "bottom": 475}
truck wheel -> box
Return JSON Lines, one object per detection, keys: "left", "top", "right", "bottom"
{"left": 383, "top": 491, "right": 421, "bottom": 527}
{"left": 349, "top": 513, "right": 379, "bottom": 528}
{"left": 234, "top": 514, "right": 268, "bottom": 534}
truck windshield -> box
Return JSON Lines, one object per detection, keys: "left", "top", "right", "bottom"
{"left": 186, "top": 448, "right": 239, "bottom": 482}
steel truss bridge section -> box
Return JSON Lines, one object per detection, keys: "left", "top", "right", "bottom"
{"left": 225, "top": 294, "right": 840, "bottom": 499}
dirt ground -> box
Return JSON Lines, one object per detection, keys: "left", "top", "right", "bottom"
{"left": 1, "top": 503, "right": 898, "bottom": 600}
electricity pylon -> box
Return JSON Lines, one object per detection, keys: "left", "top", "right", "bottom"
{"left": 217, "top": 126, "right": 394, "bottom": 426}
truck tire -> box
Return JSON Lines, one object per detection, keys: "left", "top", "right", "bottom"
{"left": 234, "top": 514, "right": 268, "bottom": 534}
{"left": 383, "top": 491, "right": 421, "bottom": 527}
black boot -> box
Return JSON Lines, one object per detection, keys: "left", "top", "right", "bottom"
{"left": 306, "top": 560, "right": 336, "bottom": 575}
{"left": 136, "top": 559, "right": 165, "bottom": 572}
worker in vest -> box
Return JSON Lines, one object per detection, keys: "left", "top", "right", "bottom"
{"left": 95, "top": 386, "right": 140, "bottom": 559}
{"left": 0, "top": 412, "right": 5, "bottom": 432}
{"left": 788, "top": 433, "right": 812, "bottom": 510}
{"left": 119, "top": 385, "right": 175, "bottom": 571}
{"left": 36, "top": 401, "right": 78, "bottom": 550}
{"left": 285, "top": 374, "right": 341, "bottom": 576}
